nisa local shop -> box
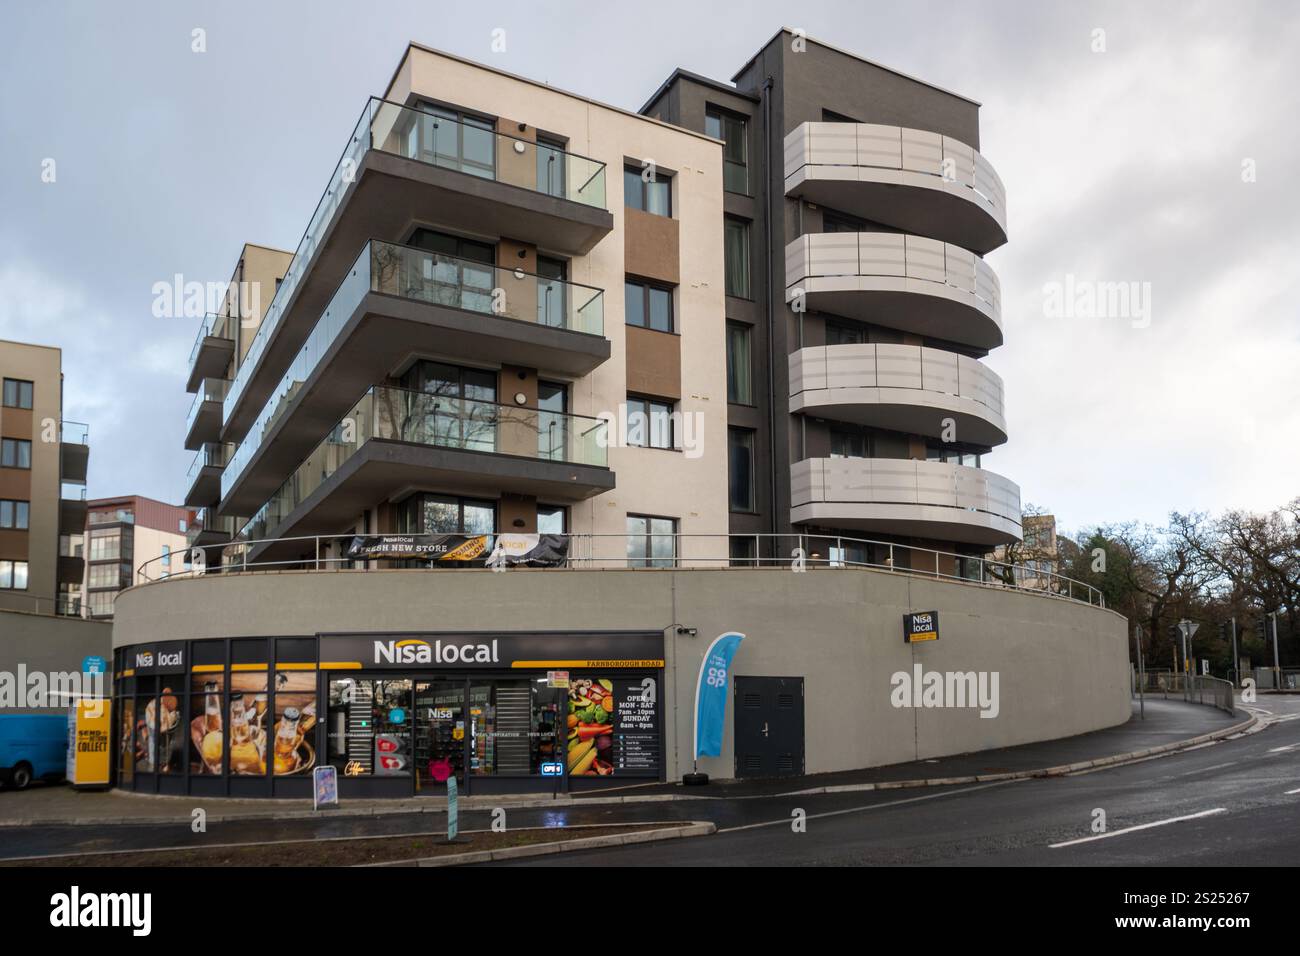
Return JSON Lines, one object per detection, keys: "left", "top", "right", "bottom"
{"left": 111, "top": 632, "right": 665, "bottom": 798}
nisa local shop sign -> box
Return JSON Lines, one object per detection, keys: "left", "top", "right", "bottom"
{"left": 903, "top": 611, "right": 939, "bottom": 643}
{"left": 318, "top": 632, "right": 665, "bottom": 670}
{"left": 130, "top": 642, "right": 186, "bottom": 674}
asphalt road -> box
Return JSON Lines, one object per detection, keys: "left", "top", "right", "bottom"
{"left": 496, "top": 694, "right": 1300, "bottom": 866}
{"left": 2, "top": 695, "right": 1295, "bottom": 866}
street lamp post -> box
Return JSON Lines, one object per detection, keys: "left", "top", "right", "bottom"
{"left": 1271, "top": 611, "right": 1281, "bottom": 690}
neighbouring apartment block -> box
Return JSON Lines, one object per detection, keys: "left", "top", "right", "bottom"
{"left": 0, "top": 339, "right": 89, "bottom": 617}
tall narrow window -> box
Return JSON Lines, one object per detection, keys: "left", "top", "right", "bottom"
{"left": 724, "top": 217, "right": 751, "bottom": 298}
{"left": 728, "top": 428, "right": 755, "bottom": 512}
{"left": 726, "top": 322, "right": 752, "bottom": 404}
{"left": 705, "top": 108, "right": 748, "bottom": 194}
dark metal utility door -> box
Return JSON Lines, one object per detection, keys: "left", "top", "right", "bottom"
{"left": 733, "top": 676, "right": 805, "bottom": 778}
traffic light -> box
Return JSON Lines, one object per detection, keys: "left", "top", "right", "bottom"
{"left": 1257, "top": 618, "right": 1269, "bottom": 640}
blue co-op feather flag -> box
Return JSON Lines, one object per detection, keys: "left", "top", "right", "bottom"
{"left": 693, "top": 631, "right": 746, "bottom": 759}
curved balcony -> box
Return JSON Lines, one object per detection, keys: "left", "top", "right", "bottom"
{"left": 789, "top": 344, "right": 1006, "bottom": 448}
{"left": 790, "top": 457, "right": 1021, "bottom": 547}
{"left": 786, "top": 232, "right": 1001, "bottom": 351}
{"left": 784, "top": 122, "right": 1007, "bottom": 255}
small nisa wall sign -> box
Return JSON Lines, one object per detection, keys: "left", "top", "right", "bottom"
{"left": 904, "top": 611, "right": 940, "bottom": 643}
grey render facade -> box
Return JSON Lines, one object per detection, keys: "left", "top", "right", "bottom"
{"left": 642, "top": 29, "right": 1018, "bottom": 572}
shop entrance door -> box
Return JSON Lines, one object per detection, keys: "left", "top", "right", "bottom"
{"left": 414, "top": 680, "right": 466, "bottom": 793}
{"left": 733, "top": 676, "right": 805, "bottom": 778}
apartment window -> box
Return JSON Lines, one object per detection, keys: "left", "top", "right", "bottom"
{"left": 729, "top": 536, "right": 758, "bottom": 567}
{"left": 89, "top": 528, "right": 122, "bottom": 561}
{"left": 822, "top": 209, "right": 867, "bottom": 233}
{"left": 87, "top": 591, "right": 115, "bottom": 618}
{"left": 726, "top": 322, "right": 753, "bottom": 404}
{"left": 178, "top": 518, "right": 187, "bottom": 534}
{"left": 407, "top": 103, "right": 495, "bottom": 179}
{"left": 537, "top": 505, "right": 567, "bottom": 535}
{"left": 705, "top": 108, "right": 748, "bottom": 194}
{"left": 59, "top": 533, "right": 83, "bottom": 558}
{"left": 627, "top": 515, "right": 676, "bottom": 568}
{"left": 728, "top": 428, "right": 756, "bottom": 512}
{"left": 0, "top": 499, "right": 29, "bottom": 530}
{"left": 2, "top": 379, "right": 33, "bottom": 409}
{"left": 926, "top": 444, "right": 982, "bottom": 468}
{"left": 625, "top": 396, "right": 674, "bottom": 450}
{"left": 623, "top": 165, "right": 671, "bottom": 216}
{"left": 1, "top": 438, "right": 31, "bottom": 469}
{"left": 724, "top": 217, "right": 751, "bottom": 298}
{"left": 88, "top": 563, "right": 124, "bottom": 589}
{"left": 625, "top": 279, "right": 673, "bottom": 332}
{"left": 161, "top": 545, "right": 171, "bottom": 568}
{"left": 830, "top": 427, "right": 872, "bottom": 459}
{"left": 398, "top": 493, "right": 495, "bottom": 537}
{"left": 0, "top": 560, "right": 28, "bottom": 590}
{"left": 826, "top": 320, "right": 867, "bottom": 346}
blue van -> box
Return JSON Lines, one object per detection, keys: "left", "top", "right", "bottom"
{"left": 0, "top": 714, "right": 68, "bottom": 790}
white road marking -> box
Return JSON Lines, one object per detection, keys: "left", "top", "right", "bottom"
{"left": 717, "top": 780, "right": 1019, "bottom": 834}
{"left": 1049, "top": 808, "right": 1227, "bottom": 848}
{"left": 1286, "top": 788, "right": 1300, "bottom": 795}
{"left": 1267, "top": 745, "right": 1298, "bottom": 754}
{"left": 1173, "top": 761, "right": 1237, "bottom": 777}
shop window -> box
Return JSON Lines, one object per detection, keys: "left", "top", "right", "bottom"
{"left": 327, "top": 678, "right": 413, "bottom": 778}
{"left": 229, "top": 672, "right": 269, "bottom": 776}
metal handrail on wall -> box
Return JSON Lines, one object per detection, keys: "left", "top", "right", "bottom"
{"left": 1135, "top": 671, "right": 1236, "bottom": 715}
{"left": 134, "top": 531, "right": 1106, "bottom": 608}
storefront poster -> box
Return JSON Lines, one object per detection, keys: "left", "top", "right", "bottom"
{"left": 345, "top": 534, "right": 490, "bottom": 561}
{"left": 190, "top": 673, "right": 225, "bottom": 775}
{"left": 272, "top": 671, "right": 317, "bottom": 776}
{"left": 566, "top": 680, "right": 611, "bottom": 776}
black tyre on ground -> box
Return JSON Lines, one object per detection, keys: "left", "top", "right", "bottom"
{"left": 9, "top": 762, "right": 33, "bottom": 791}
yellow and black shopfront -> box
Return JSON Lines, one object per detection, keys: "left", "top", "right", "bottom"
{"left": 112, "top": 631, "right": 665, "bottom": 797}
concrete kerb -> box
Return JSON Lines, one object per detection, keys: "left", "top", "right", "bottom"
{"left": 0, "top": 714, "right": 1258, "bottom": 827}
{"left": 362, "top": 822, "right": 716, "bottom": 867}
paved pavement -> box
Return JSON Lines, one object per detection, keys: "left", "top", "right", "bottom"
{"left": 0, "top": 695, "right": 1277, "bottom": 863}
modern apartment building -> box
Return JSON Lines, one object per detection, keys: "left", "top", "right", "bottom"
{"left": 0, "top": 339, "right": 89, "bottom": 617}
{"left": 81, "top": 495, "right": 195, "bottom": 619}
{"left": 185, "top": 43, "right": 728, "bottom": 572}
{"left": 642, "top": 28, "right": 1019, "bottom": 570}
{"left": 107, "top": 35, "right": 1131, "bottom": 802}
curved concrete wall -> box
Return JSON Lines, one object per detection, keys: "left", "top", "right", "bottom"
{"left": 114, "top": 567, "right": 1130, "bottom": 780}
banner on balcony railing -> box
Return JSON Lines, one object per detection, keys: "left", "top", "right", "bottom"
{"left": 345, "top": 534, "right": 490, "bottom": 561}
{"left": 486, "top": 533, "right": 569, "bottom": 568}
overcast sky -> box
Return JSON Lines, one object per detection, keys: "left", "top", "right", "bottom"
{"left": 1, "top": 0, "right": 1295, "bottom": 536}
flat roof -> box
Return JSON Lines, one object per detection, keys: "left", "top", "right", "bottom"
{"left": 732, "top": 27, "right": 981, "bottom": 107}
{"left": 639, "top": 67, "right": 760, "bottom": 115}
{"left": 388, "top": 42, "right": 724, "bottom": 147}
{"left": 0, "top": 338, "right": 61, "bottom": 354}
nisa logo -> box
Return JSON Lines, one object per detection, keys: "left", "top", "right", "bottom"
{"left": 135, "top": 652, "right": 154, "bottom": 669}
{"left": 374, "top": 638, "right": 499, "bottom": 665}
{"left": 157, "top": 651, "right": 183, "bottom": 668}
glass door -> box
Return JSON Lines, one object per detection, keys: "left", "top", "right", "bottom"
{"left": 537, "top": 381, "right": 568, "bottom": 460}
{"left": 536, "top": 256, "right": 568, "bottom": 328}
{"left": 414, "top": 679, "right": 466, "bottom": 790}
